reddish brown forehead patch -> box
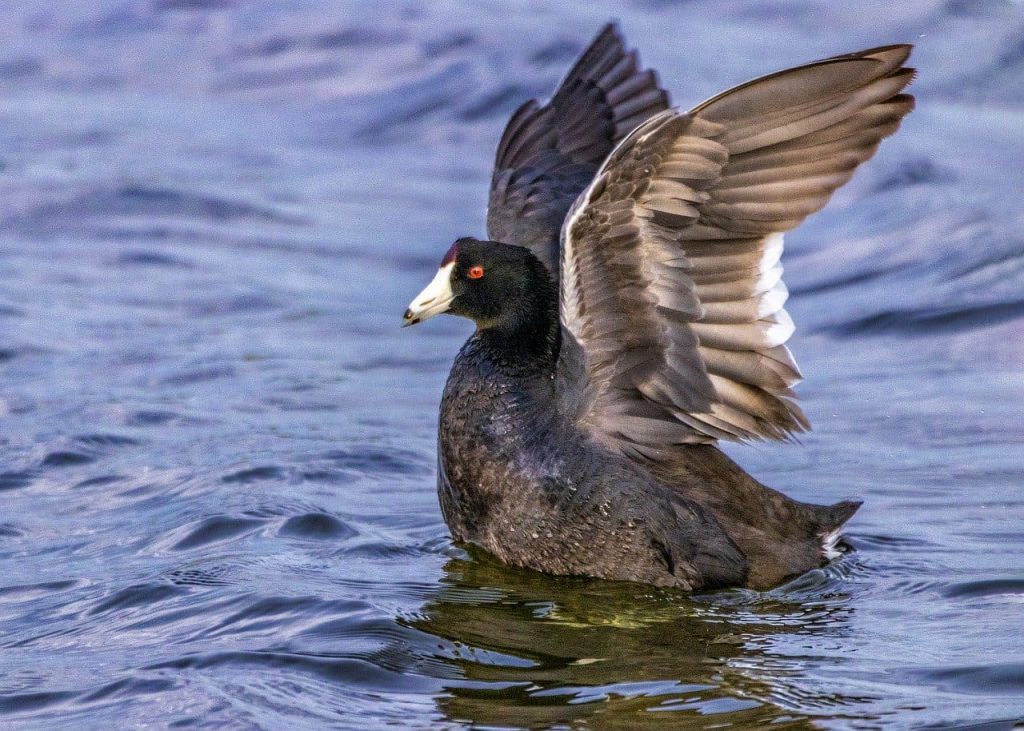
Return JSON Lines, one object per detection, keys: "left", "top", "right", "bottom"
{"left": 440, "top": 242, "right": 459, "bottom": 266}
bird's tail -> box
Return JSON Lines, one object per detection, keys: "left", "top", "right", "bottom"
{"left": 816, "top": 500, "right": 862, "bottom": 559}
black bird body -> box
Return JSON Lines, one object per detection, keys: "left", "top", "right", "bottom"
{"left": 404, "top": 24, "right": 914, "bottom": 591}
{"left": 438, "top": 327, "right": 747, "bottom": 590}
{"left": 436, "top": 263, "right": 857, "bottom": 590}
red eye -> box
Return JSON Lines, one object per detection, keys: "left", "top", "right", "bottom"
{"left": 468, "top": 265, "right": 485, "bottom": 280}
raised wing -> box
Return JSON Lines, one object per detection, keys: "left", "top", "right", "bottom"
{"left": 487, "top": 23, "right": 669, "bottom": 276}
{"left": 559, "top": 45, "right": 915, "bottom": 455}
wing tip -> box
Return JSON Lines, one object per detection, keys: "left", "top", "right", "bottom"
{"left": 597, "top": 20, "right": 623, "bottom": 42}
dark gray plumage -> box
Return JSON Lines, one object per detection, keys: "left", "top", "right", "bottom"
{"left": 562, "top": 44, "right": 914, "bottom": 450}
{"left": 405, "top": 24, "right": 915, "bottom": 590}
{"left": 487, "top": 23, "right": 669, "bottom": 276}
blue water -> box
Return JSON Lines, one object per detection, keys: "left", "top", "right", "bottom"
{"left": 2, "top": 1, "right": 1023, "bottom": 728}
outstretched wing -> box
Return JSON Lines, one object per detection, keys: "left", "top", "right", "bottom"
{"left": 487, "top": 23, "right": 669, "bottom": 276}
{"left": 559, "top": 45, "right": 915, "bottom": 456}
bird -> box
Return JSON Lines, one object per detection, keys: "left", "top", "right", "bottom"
{"left": 402, "top": 23, "right": 915, "bottom": 591}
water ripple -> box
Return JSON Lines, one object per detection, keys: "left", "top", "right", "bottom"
{"left": 170, "top": 517, "right": 267, "bottom": 551}
{"left": 278, "top": 513, "right": 357, "bottom": 540}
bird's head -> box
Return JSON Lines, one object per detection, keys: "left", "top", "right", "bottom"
{"left": 402, "top": 237, "right": 553, "bottom": 331}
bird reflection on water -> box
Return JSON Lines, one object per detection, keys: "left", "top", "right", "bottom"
{"left": 404, "top": 547, "right": 864, "bottom": 727}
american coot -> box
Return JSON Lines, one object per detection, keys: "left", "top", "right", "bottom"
{"left": 403, "top": 24, "right": 914, "bottom": 590}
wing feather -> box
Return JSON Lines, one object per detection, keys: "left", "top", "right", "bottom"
{"left": 558, "top": 44, "right": 915, "bottom": 452}
{"left": 486, "top": 24, "right": 669, "bottom": 275}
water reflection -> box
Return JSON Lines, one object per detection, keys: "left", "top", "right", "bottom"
{"left": 405, "top": 548, "right": 860, "bottom": 728}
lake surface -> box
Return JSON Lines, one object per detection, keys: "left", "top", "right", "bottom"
{"left": 2, "top": 1, "right": 1023, "bottom": 728}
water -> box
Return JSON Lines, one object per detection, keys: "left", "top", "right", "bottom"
{"left": 1, "top": 1, "right": 1023, "bottom": 728}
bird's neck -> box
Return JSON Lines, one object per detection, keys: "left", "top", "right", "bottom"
{"left": 476, "top": 287, "right": 560, "bottom": 377}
